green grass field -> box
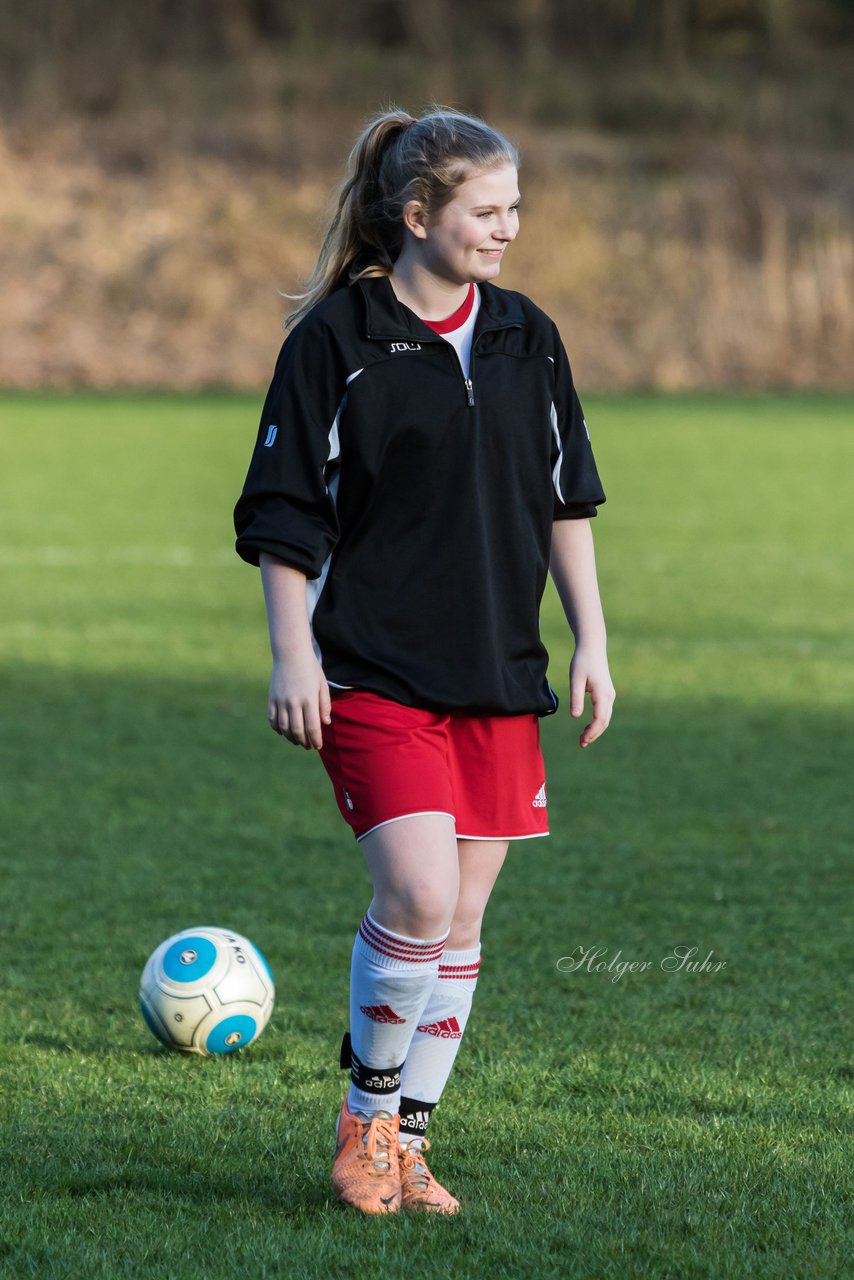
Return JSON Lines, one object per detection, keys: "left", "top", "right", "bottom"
{"left": 0, "top": 392, "right": 851, "bottom": 1279}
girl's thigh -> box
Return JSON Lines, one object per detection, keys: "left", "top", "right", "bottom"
{"left": 457, "top": 838, "right": 509, "bottom": 887}
{"left": 359, "top": 813, "right": 460, "bottom": 939}
{"left": 450, "top": 838, "right": 510, "bottom": 948}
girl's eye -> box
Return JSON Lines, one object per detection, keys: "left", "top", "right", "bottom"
{"left": 478, "top": 207, "right": 521, "bottom": 219}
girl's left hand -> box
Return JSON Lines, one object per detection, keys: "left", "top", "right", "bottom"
{"left": 569, "top": 646, "right": 616, "bottom": 748}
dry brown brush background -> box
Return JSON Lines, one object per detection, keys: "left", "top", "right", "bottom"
{"left": 1, "top": 0, "right": 853, "bottom": 389}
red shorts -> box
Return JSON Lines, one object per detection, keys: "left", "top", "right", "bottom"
{"left": 318, "top": 690, "right": 549, "bottom": 843}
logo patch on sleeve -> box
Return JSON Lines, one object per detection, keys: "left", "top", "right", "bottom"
{"left": 263, "top": 424, "right": 278, "bottom": 447}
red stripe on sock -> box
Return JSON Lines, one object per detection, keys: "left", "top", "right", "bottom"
{"left": 359, "top": 931, "right": 445, "bottom": 965}
{"left": 359, "top": 916, "right": 446, "bottom": 963}
{"left": 438, "top": 962, "right": 480, "bottom": 978}
{"left": 360, "top": 916, "right": 445, "bottom": 958}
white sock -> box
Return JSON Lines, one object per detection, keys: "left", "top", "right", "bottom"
{"left": 347, "top": 910, "right": 448, "bottom": 1117}
{"left": 397, "top": 944, "right": 481, "bottom": 1142}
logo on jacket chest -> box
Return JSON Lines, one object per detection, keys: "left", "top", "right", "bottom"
{"left": 390, "top": 342, "right": 422, "bottom": 353}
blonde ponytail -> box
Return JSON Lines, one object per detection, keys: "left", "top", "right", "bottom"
{"left": 285, "top": 105, "right": 518, "bottom": 329}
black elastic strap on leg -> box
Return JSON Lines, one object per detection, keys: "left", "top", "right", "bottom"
{"left": 338, "top": 1031, "right": 403, "bottom": 1096}
{"left": 398, "top": 1096, "right": 437, "bottom": 1137}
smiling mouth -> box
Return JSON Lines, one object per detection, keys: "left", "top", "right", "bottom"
{"left": 478, "top": 249, "right": 504, "bottom": 256}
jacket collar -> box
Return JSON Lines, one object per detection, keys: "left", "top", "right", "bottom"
{"left": 357, "top": 274, "right": 525, "bottom": 342}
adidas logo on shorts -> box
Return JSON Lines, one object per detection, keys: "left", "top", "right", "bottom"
{"left": 532, "top": 783, "right": 547, "bottom": 808}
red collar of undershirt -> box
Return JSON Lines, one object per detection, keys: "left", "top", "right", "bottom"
{"left": 422, "top": 284, "right": 476, "bottom": 334}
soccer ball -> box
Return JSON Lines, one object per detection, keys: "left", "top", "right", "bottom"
{"left": 140, "top": 926, "right": 275, "bottom": 1055}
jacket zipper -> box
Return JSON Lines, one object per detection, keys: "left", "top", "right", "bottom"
{"left": 431, "top": 334, "right": 475, "bottom": 407}
{"left": 435, "top": 336, "right": 476, "bottom": 407}
{"left": 464, "top": 337, "right": 478, "bottom": 408}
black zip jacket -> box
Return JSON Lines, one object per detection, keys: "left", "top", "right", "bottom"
{"left": 234, "top": 275, "right": 606, "bottom": 716}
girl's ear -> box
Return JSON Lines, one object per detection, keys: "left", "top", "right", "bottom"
{"left": 402, "top": 198, "right": 429, "bottom": 240}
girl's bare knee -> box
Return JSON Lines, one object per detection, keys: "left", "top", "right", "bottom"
{"left": 361, "top": 814, "right": 459, "bottom": 938}
{"left": 373, "top": 881, "right": 457, "bottom": 939}
{"left": 446, "top": 909, "right": 484, "bottom": 950}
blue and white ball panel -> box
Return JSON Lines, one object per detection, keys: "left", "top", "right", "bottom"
{"left": 193, "top": 1003, "right": 268, "bottom": 1054}
{"left": 162, "top": 935, "right": 218, "bottom": 983}
{"left": 148, "top": 928, "right": 231, "bottom": 995}
{"left": 205, "top": 1014, "right": 258, "bottom": 1055}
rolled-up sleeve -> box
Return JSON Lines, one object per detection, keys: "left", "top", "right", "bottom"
{"left": 549, "top": 325, "right": 607, "bottom": 520}
{"left": 234, "top": 320, "right": 345, "bottom": 578}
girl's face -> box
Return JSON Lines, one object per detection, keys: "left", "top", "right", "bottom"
{"left": 418, "top": 163, "right": 521, "bottom": 286}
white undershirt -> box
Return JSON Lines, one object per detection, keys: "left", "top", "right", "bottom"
{"left": 439, "top": 286, "right": 481, "bottom": 379}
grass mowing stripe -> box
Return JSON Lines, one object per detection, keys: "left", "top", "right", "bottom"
{"left": 1, "top": 392, "right": 852, "bottom": 1278}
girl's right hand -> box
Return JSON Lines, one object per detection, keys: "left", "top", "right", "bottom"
{"left": 267, "top": 653, "right": 332, "bottom": 751}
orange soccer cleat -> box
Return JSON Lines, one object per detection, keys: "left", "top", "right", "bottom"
{"left": 331, "top": 1097, "right": 402, "bottom": 1214}
{"left": 399, "top": 1138, "right": 460, "bottom": 1213}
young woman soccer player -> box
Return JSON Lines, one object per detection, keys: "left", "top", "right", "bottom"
{"left": 234, "top": 106, "right": 615, "bottom": 1214}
